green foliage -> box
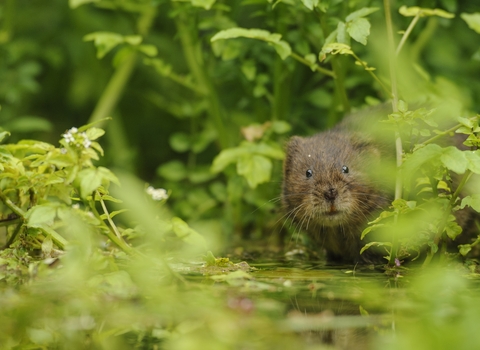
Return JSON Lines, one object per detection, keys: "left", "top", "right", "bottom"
{"left": 3, "top": 0, "right": 480, "bottom": 347}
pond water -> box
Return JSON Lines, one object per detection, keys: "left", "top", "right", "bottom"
{"left": 182, "top": 254, "right": 480, "bottom": 350}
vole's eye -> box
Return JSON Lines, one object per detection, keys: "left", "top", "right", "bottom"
{"left": 342, "top": 165, "right": 349, "bottom": 174}
{"left": 306, "top": 169, "right": 313, "bottom": 178}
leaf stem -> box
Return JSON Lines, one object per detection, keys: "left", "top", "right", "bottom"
{"left": 396, "top": 14, "right": 420, "bottom": 56}
{"left": 421, "top": 123, "right": 462, "bottom": 146}
{"left": 289, "top": 52, "right": 335, "bottom": 77}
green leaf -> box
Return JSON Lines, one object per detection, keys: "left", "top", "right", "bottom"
{"left": 402, "top": 144, "right": 443, "bottom": 175}
{"left": 237, "top": 154, "right": 272, "bottom": 188}
{"left": 76, "top": 167, "right": 119, "bottom": 199}
{"left": 83, "top": 32, "right": 125, "bottom": 59}
{"left": 336, "top": 22, "right": 347, "bottom": 44}
{"left": 85, "top": 127, "right": 105, "bottom": 141}
{"left": 271, "top": 121, "right": 291, "bottom": 134}
{"left": 158, "top": 160, "right": 187, "bottom": 181}
{"left": 123, "top": 35, "right": 142, "bottom": 46}
{"left": 211, "top": 28, "right": 292, "bottom": 60}
{"left": 169, "top": 133, "right": 190, "bottom": 153}
{"left": 461, "top": 13, "right": 480, "bottom": 34}
{"left": 69, "top": 0, "right": 99, "bottom": 8}
{"left": 458, "top": 244, "right": 472, "bottom": 256}
{"left": 301, "top": 0, "right": 319, "bottom": 11}
{"left": 347, "top": 18, "right": 371, "bottom": 45}
{"left": 345, "top": 7, "right": 379, "bottom": 22}
{"left": 191, "top": 0, "right": 216, "bottom": 10}
{"left": 172, "top": 217, "right": 207, "bottom": 249}
{"left": 26, "top": 204, "right": 58, "bottom": 227}
{"left": 445, "top": 220, "right": 462, "bottom": 240}
{"left": 465, "top": 151, "right": 480, "bottom": 173}
{"left": 440, "top": 147, "right": 467, "bottom": 174}
{"left": 461, "top": 195, "right": 480, "bottom": 212}
{"left": 319, "top": 43, "right": 353, "bottom": 61}
{"left": 399, "top": 6, "right": 455, "bottom": 18}
{"left": 137, "top": 44, "right": 158, "bottom": 57}
{"left": 211, "top": 147, "right": 251, "bottom": 173}
{"left": 0, "top": 131, "right": 10, "bottom": 143}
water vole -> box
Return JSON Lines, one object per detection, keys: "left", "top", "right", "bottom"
{"left": 282, "top": 121, "right": 392, "bottom": 264}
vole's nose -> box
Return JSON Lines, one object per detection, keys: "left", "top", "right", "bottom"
{"left": 324, "top": 188, "right": 337, "bottom": 202}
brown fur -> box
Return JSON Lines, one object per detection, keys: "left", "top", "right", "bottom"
{"left": 282, "top": 128, "right": 391, "bottom": 264}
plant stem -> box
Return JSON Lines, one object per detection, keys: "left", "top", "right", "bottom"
{"left": 396, "top": 14, "right": 420, "bottom": 56}
{"left": 384, "top": 0, "right": 402, "bottom": 266}
{"left": 330, "top": 56, "right": 351, "bottom": 116}
{"left": 421, "top": 123, "right": 462, "bottom": 146}
{"left": 88, "top": 8, "right": 157, "bottom": 127}
{"left": 88, "top": 53, "right": 138, "bottom": 126}
{"left": 173, "top": 5, "right": 229, "bottom": 149}
{"left": 350, "top": 52, "right": 393, "bottom": 98}
{"left": 98, "top": 192, "right": 123, "bottom": 240}
{"left": 410, "top": 17, "right": 438, "bottom": 63}
{"left": 289, "top": 52, "right": 335, "bottom": 77}
{"left": 0, "top": 190, "right": 25, "bottom": 217}
{"left": 3, "top": 221, "right": 23, "bottom": 249}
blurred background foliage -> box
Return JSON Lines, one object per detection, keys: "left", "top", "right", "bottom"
{"left": 2, "top": 0, "right": 480, "bottom": 248}
{"left": 2, "top": 0, "right": 480, "bottom": 349}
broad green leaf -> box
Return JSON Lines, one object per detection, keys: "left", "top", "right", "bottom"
{"left": 211, "top": 28, "right": 292, "bottom": 59}
{"left": 399, "top": 6, "right": 455, "bottom": 18}
{"left": 84, "top": 32, "right": 125, "bottom": 59}
{"left": 137, "top": 44, "right": 158, "bottom": 57}
{"left": 271, "top": 121, "right": 291, "bottom": 134}
{"left": 461, "top": 13, "right": 480, "bottom": 34}
{"left": 445, "top": 220, "right": 462, "bottom": 240}
{"left": 69, "top": 0, "right": 99, "bottom": 8}
{"left": 172, "top": 217, "right": 207, "bottom": 249}
{"left": 169, "top": 132, "right": 190, "bottom": 153}
{"left": 465, "top": 151, "right": 480, "bottom": 174}
{"left": 336, "top": 22, "right": 347, "bottom": 44}
{"left": 345, "top": 7, "right": 379, "bottom": 22}
{"left": 319, "top": 43, "right": 353, "bottom": 61}
{"left": 458, "top": 244, "right": 472, "bottom": 256}
{"left": 157, "top": 160, "right": 187, "bottom": 181}
{"left": 0, "top": 131, "right": 10, "bottom": 143}
{"left": 76, "top": 167, "right": 119, "bottom": 199}
{"left": 42, "top": 236, "right": 53, "bottom": 256}
{"left": 237, "top": 154, "right": 272, "bottom": 188}
{"left": 440, "top": 146, "right": 467, "bottom": 174}
{"left": 347, "top": 18, "right": 371, "bottom": 45}
{"left": 301, "top": 0, "right": 319, "bottom": 11}
{"left": 26, "top": 204, "right": 58, "bottom": 227}
{"left": 402, "top": 144, "right": 443, "bottom": 175}
{"left": 191, "top": 0, "right": 216, "bottom": 10}
{"left": 123, "top": 35, "right": 142, "bottom": 46}
{"left": 211, "top": 147, "right": 251, "bottom": 173}
{"left": 254, "top": 142, "right": 285, "bottom": 159}
{"left": 461, "top": 194, "right": 480, "bottom": 212}
{"left": 86, "top": 127, "right": 105, "bottom": 141}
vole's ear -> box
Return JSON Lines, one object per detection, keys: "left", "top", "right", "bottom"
{"left": 285, "top": 136, "right": 304, "bottom": 153}
{"left": 283, "top": 136, "right": 304, "bottom": 177}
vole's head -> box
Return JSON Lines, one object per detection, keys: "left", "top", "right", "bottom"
{"left": 282, "top": 131, "right": 384, "bottom": 229}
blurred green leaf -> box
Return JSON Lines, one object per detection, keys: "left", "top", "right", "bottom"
{"left": 157, "top": 160, "right": 187, "bottom": 181}
{"left": 461, "top": 13, "right": 480, "bottom": 34}
{"left": 399, "top": 6, "right": 455, "bottom": 18}
{"left": 172, "top": 217, "right": 207, "bottom": 249}
{"left": 237, "top": 154, "right": 272, "bottom": 188}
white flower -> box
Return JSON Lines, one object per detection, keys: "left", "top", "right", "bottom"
{"left": 63, "top": 132, "right": 75, "bottom": 144}
{"left": 146, "top": 186, "right": 169, "bottom": 201}
{"left": 69, "top": 127, "right": 78, "bottom": 134}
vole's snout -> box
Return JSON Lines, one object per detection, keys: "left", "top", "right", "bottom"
{"left": 323, "top": 188, "right": 338, "bottom": 202}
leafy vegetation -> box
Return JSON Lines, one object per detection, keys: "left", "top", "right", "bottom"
{"left": 2, "top": 0, "right": 480, "bottom": 348}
